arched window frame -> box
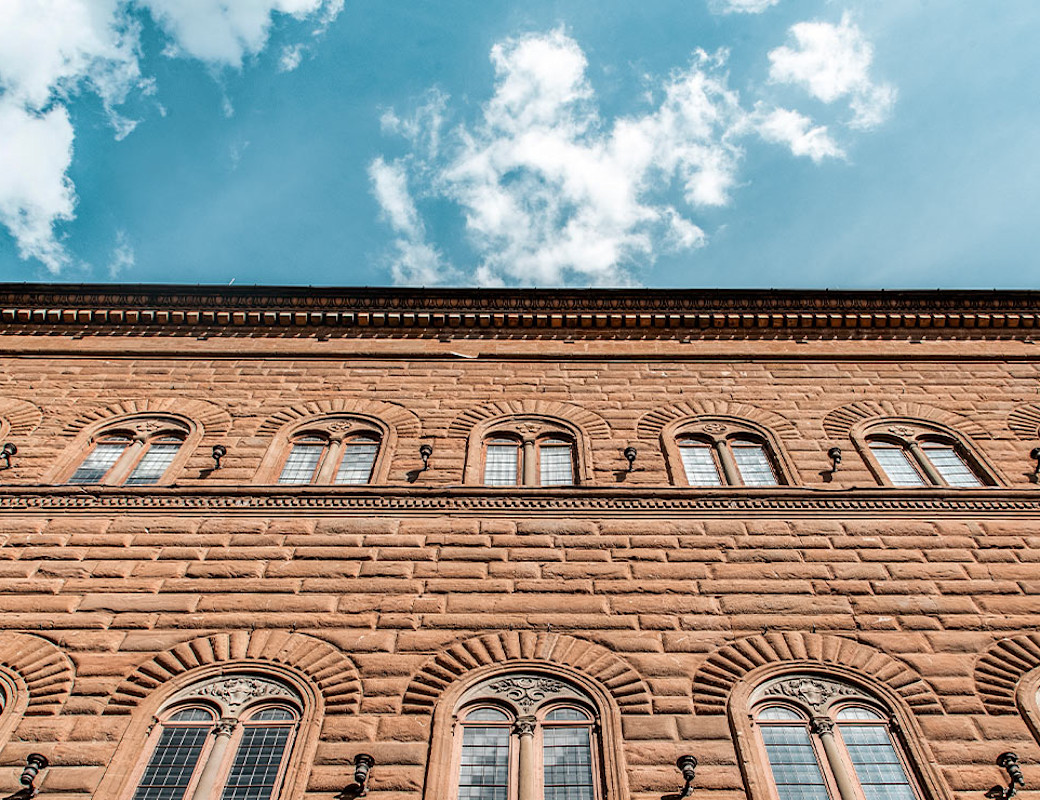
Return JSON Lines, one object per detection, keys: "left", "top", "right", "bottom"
{"left": 254, "top": 414, "right": 393, "bottom": 485}
{"left": 51, "top": 413, "right": 199, "bottom": 486}
{"left": 0, "top": 666, "right": 27, "bottom": 754}
{"left": 853, "top": 419, "right": 1000, "bottom": 488}
{"left": 422, "top": 663, "right": 627, "bottom": 800}
{"left": 464, "top": 416, "right": 590, "bottom": 486}
{"left": 662, "top": 416, "right": 794, "bottom": 487}
{"left": 102, "top": 664, "right": 321, "bottom": 800}
{"left": 1014, "top": 666, "right": 1040, "bottom": 746}
{"left": 729, "top": 666, "right": 953, "bottom": 800}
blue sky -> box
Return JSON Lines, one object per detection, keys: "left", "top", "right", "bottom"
{"left": 0, "top": 0, "right": 1038, "bottom": 288}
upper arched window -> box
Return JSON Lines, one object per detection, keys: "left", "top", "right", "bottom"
{"left": 257, "top": 416, "right": 388, "bottom": 485}
{"left": 858, "top": 422, "right": 994, "bottom": 488}
{"left": 750, "top": 675, "right": 922, "bottom": 800}
{"left": 666, "top": 418, "right": 791, "bottom": 487}
{"left": 474, "top": 419, "right": 581, "bottom": 486}
{"left": 65, "top": 416, "right": 191, "bottom": 486}
{"left": 128, "top": 674, "right": 301, "bottom": 800}
{"left": 450, "top": 674, "right": 603, "bottom": 800}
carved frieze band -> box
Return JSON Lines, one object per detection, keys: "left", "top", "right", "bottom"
{"left": 2, "top": 489, "right": 1040, "bottom": 514}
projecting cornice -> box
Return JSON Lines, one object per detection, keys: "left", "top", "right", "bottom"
{"left": 2, "top": 485, "right": 1040, "bottom": 515}
{"left": 1, "top": 284, "right": 1040, "bottom": 337}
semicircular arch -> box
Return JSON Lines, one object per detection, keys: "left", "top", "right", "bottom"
{"left": 62, "top": 397, "right": 232, "bottom": 437}
{"left": 637, "top": 401, "right": 798, "bottom": 441}
{"left": 1008, "top": 403, "right": 1040, "bottom": 441}
{"left": 402, "top": 631, "right": 651, "bottom": 714}
{"left": 104, "top": 631, "right": 361, "bottom": 715}
{"left": 692, "top": 632, "right": 941, "bottom": 715}
{"left": 0, "top": 398, "right": 43, "bottom": 437}
{"left": 0, "top": 632, "right": 75, "bottom": 716}
{"left": 257, "top": 398, "right": 421, "bottom": 439}
{"left": 823, "top": 401, "right": 990, "bottom": 440}
{"left": 448, "top": 401, "right": 611, "bottom": 441}
{"left": 975, "top": 633, "right": 1040, "bottom": 715}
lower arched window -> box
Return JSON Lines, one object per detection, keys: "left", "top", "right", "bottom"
{"left": 751, "top": 676, "right": 921, "bottom": 800}
{"left": 452, "top": 674, "right": 601, "bottom": 800}
{"left": 129, "top": 675, "right": 300, "bottom": 800}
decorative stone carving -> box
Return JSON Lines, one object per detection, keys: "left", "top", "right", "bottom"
{"left": 487, "top": 677, "right": 568, "bottom": 712}
{"left": 196, "top": 677, "right": 294, "bottom": 713}
{"left": 214, "top": 717, "right": 238, "bottom": 736}
{"left": 763, "top": 677, "right": 860, "bottom": 711}
{"left": 887, "top": 425, "right": 916, "bottom": 438}
{"left": 811, "top": 716, "right": 835, "bottom": 735}
{"left": 701, "top": 422, "right": 728, "bottom": 435}
{"left": 513, "top": 716, "right": 537, "bottom": 736}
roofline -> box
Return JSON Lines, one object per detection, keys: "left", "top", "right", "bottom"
{"left": 1, "top": 283, "right": 1039, "bottom": 335}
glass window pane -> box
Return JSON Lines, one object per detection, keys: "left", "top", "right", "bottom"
{"left": 458, "top": 725, "right": 510, "bottom": 800}
{"left": 220, "top": 724, "right": 292, "bottom": 800}
{"left": 466, "top": 708, "right": 510, "bottom": 722}
{"left": 836, "top": 706, "right": 883, "bottom": 721}
{"left": 545, "top": 707, "right": 591, "bottom": 721}
{"left": 278, "top": 442, "right": 324, "bottom": 484}
{"left": 68, "top": 440, "right": 129, "bottom": 484}
{"left": 125, "top": 441, "right": 182, "bottom": 486}
{"left": 839, "top": 723, "right": 917, "bottom": 800}
{"left": 132, "top": 722, "right": 211, "bottom": 800}
{"left": 870, "top": 445, "right": 928, "bottom": 487}
{"left": 168, "top": 708, "right": 214, "bottom": 722}
{"left": 732, "top": 443, "right": 778, "bottom": 486}
{"left": 543, "top": 725, "right": 595, "bottom": 800}
{"left": 540, "top": 443, "right": 574, "bottom": 486}
{"left": 335, "top": 441, "right": 379, "bottom": 485}
{"left": 922, "top": 444, "right": 982, "bottom": 487}
{"left": 679, "top": 442, "right": 723, "bottom": 486}
{"left": 760, "top": 724, "right": 832, "bottom": 800}
{"left": 757, "top": 706, "right": 804, "bottom": 721}
{"left": 249, "top": 707, "right": 296, "bottom": 722}
{"left": 484, "top": 443, "right": 519, "bottom": 486}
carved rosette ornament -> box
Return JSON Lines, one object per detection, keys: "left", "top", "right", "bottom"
{"left": 487, "top": 677, "right": 568, "bottom": 712}
{"left": 887, "top": 425, "right": 916, "bottom": 438}
{"left": 196, "top": 677, "right": 294, "bottom": 713}
{"left": 762, "top": 677, "right": 860, "bottom": 711}
{"left": 701, "top": 422, "right": 729, "bottom": 435}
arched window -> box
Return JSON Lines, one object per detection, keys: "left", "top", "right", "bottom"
{"left": 263, "top": 417, "right": 385, "bottom": 485}
{"left": 451, "top": 674, "right": 602, "bottom": 800}
{"left": 66, "top": 416, "right": 191, "bottom": 486}
{"left": 750, "top": 676, "right": 921, "bottom": 800}
{"left": 858, "top": 422, "right": 993, "bottom": 487}
{"left": 480, "top": 425, "right": 578, "bottom": 487}
{"left": 129, "top": 675, "right": 301, "bottom": 800}
{"left": 667, "top": 418, "right": 790, "bottom": 487}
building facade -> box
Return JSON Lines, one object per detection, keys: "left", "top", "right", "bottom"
{"left": 0, "top": 285, "right": 1039, "bottom": 800}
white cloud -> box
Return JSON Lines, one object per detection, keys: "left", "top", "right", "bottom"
{"left": 108, "top": 229, "right": 136, "bottom": 278}
{"left": 279, "top": 44, "right": 303, "bottom": 72}
{"left": 0, "top": 0, "right": 342, "bottom": 274}
{"left": 0, "top": 100, "right": 76, "bottom": 273}
{"left": 768, "top": 13, "right": 896, "bottom": 128}
{"left": 373, "top": 30, "right": 861, "bottom": 287}
{"left": 756, "top": 107, "right": 843, "bottom": 162}
{"left": 711, "top": 0, "right": 781, "bottom": 14}
{"left": 368, "top": 157, "right": 449, "bottom": 285}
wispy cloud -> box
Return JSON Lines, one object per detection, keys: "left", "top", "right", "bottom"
{"left": 371, "top": 28, "right": 867, "bottom": 287}
{"left": 0, "top": 0, "right": 342, "bottom": 274}
{"left": 711, "top": 0, "right": 781, "bottom": 14}
{"left": 768, "top": 13, "right": 896, "bottom": 128}
{"left": 107, "top": 229, "right": 135, "bottom": 278}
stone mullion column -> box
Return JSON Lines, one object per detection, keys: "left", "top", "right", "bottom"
{"left": 522, "top": 440, "right": 537, "bottom": 486}
{"left": 713, "top": 439, "right": 741, "bottom": 485}
{"left": 104, "top": 437, "right": 148, "bottom": 485}
{"left": 190, "top": 718, "right": 238, "bottom": 800}
{"left": 314, "top": 437, "right": 345, "bottom": 484}
{"left": 812, "top": 717, "right": 858, "bottom": 800}
{"left": 905, "top": 441, "right": 942, "bottom": 485}
{"left": 514, "top": 716, "right": 538, "bottom": 800}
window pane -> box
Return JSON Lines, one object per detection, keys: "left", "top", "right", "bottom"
{"left": 220, "top": 724, "right": 292, "bottom": 800}
{"left": 870, "top": 445, "right": 928, "bottom": 487}
{"left": 543, "top": 725, "right": 595, "bottom": 800}
{"left": 278, "top": 442, "right": 324, "bottom": 484}
{"left": 922, "top": 444, "right": 982, "bottom": 487}
{"left": 168, "top": 708, "right": 214, "bottom": 722}
{"left": 732, "top": 443, "right": 778, "bottom": 486}
{"left": 839, "top": 723, "right": 916, "bottom": 800}
{"left": 545, "top": 707, "right": 591, "bottom": 721}
{"left": 757, "top": 706, "right": 803, "bottom": 721}
{"left": 484, "top": 443, "right": 519, "bottom": 486}
{"left": 250, "top": 707, "right": 296, "bottom": 721}
{"left": 335, "top": 441, "right": 379, "bottom": 485}
{"left": 760, "top": 724, "right": 832, "bottom": 800}
{"left": 679, "top": 443, "right": 723, "bottom": 486}
{"left": 540, "top": 443, "right": 574, "bottom": 486}
{"left": 132, "top": 723, "right": 211, "bottom": 800}
{"left": 466, "top": 708, "right": 510, "bottom": 722}
{"left": 458, "top": 725, "right": 509, "bottom": 800}
{"left": 125, "top": 441, "right": 182, "bottom": 486}
{"left": 68, "top": 440, "right": 129, "bottom": 484}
